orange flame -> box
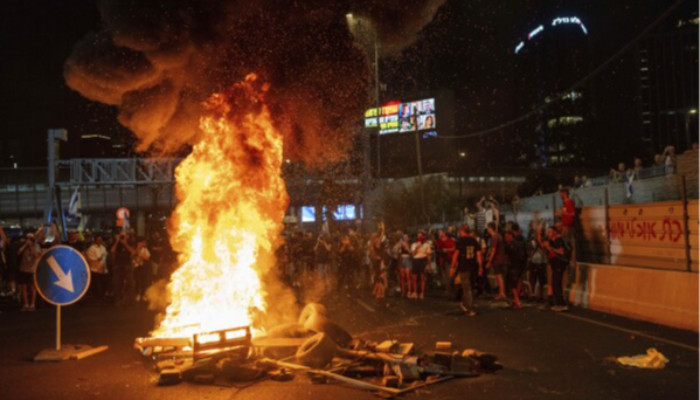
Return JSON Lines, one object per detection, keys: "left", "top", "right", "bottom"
{"left": 151, "top": 74, "right": 288, "bottom": 338}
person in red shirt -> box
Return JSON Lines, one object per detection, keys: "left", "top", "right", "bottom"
{"left": 435, "top": 230, "right": 456, "bottom": 296}
{"left": 557, "top": 188, "right": 576, "bottom": 265}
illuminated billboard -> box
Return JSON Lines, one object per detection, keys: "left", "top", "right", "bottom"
{"left": 300, "top": 204, "right": 358, "bottom": 222}
{"left": 365, "top": 98, "right": 436, "bottom": 135}
{"left": 301, "top": 206, "right": 315, "bottom": 223}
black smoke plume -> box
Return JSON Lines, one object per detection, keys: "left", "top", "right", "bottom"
{"left": 65, "top": 0, "right": 444, "bottom": 162}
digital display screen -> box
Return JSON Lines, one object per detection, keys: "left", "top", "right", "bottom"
{"left": 365, "top": 98, "right": 436, "bottom": 135}
{"left": 332, "top": 205, "right": 356, "bottom": 221}
{"left": 301, "top": 205, "right": 357, "bottom": 222}
{"left": 301, "top": 206, "right": 316, "bottom": 222}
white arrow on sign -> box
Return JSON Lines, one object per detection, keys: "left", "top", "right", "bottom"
{"left": 46, "top": 256, "right": 75, "bottom": 293}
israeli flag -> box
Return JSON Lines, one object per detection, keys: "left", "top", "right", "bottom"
{"left": 67, "top": 187, "right": 83, "bottom": 223}
{"left": 625, "top": 172, "right": 635, "bottom": 199}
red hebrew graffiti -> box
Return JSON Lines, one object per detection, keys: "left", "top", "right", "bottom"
{"left": 659, "top": 217, "right": 683, "bottom": 243}
{"left": 609, "top": 216, "right": 683, "bottom": 243}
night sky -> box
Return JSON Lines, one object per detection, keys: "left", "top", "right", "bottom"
{"left": 0, "top": 0, "right": 696, "bottom": 168}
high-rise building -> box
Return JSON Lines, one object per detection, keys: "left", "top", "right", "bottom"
{"left": 512, "top": 15, "right": 592, "bottom": 168}
{"left": 638, "top": 13, "right": 698, "bottom": 154}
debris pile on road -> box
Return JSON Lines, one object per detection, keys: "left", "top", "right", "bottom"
{"left": 134, "top": 303, "right": 502, "bottom": 395}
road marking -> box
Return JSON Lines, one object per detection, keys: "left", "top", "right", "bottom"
{"left": 558, "top": 312, "right": 698, "bottom": 352}
{"left": 356, "top": 299, "right": 376, "bottom": 313}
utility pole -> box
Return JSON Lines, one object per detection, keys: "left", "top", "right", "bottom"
{"left": 414, "top": 131, "right": 427, "bottom": 224}
{"left": 373, "top": 33, "right": 381, "bottom": 180}
{"left": 44, "top": 129, "right": 68, "bottom": 240}
{"left": 347, "top": 13, "right": 382, "bottom": 230}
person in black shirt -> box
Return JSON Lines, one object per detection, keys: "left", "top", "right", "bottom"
{"left": 450, "top": 225, "right": 482, "bottom": 316}
{"left": 543, "top": 227, "right": 570, "bottom": 311}
{"left": 111, "top": 231, "right": 135, "bottom": 304}
{"left": 505, "top": 230, "right": 527, "bottom": 309}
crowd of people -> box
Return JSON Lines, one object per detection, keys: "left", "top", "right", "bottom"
{"left": 0, "top": 225, "right": 173, "bottom": 312}
{"left": 608, "top": 144, "right": 686, "bottom": 184}
{"left": 0, "top": 189, "right": 577, "bottom": 316}
{"left": 279, "top": 188, "right": 577, "bottom": 315}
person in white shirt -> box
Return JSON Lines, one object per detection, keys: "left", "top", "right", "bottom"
{"left": 410, "top": 231, "right": 432, "bottom": 300}
{"left": 18, "top": 231, "right": 42, "bottom": 311}
{"left": 86, "top": 235, "right": 108, "bottom": 303}
{"left": 131, "top": 237, "right": 151, "bottom": 302}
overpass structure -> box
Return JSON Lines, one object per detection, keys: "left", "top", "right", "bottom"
{"left": 0, "top": 158, "right": 180, "bottom": 219}
{"left": 0, "top": 157, "right": 364, "bottom": 231}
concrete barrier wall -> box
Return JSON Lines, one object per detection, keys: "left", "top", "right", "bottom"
{"left": 511, "top": 199, "right": 698, "bottom": 271}
{"left": 508, "top": 198, "right": 698, "bottom": 331}
{"left": 568, "top": 262, "right": 699, "bottom": 332}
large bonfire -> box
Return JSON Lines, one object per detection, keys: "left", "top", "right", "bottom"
{"left": 150, "top": 74, "right": 288, "bottom": 339}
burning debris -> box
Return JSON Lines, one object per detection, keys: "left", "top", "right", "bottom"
{"left": 66, "top": 1, "right": 468, "bottom": 394}
{"left": 64, "top": 0, "right": 449, "bottom": 342}
{"left": 147, "top": 75, "right": 288, "bottom": 339}
{"left": 134, "top": 303, "right": 502, "bottom": 395}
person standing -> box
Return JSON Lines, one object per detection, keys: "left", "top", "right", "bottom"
{"left": 149, "top": 231, "right": 165, "bottom": 280}
{"left": 450, "top": 225, "right": 482, "bottom": 316}
{"left": 314, "top": 233, "right": 332, "bottom": 286}
{"left": 557, "top": 188, "right": 576, "bottom": 265}
{"left": 435, "top": 230, "right": 456, "bottom": 296}
{"left": 526, "top": 223, "right": 548, "bottom": 302}
{"left": 410, "top": 231, "right": 432, "bottom": 300}
{"left": 485, "top": 222, "right": 507, "bottom": 300}
{"left": 85, "top": 235, "right": 108, "bottom": 303}
{"left": 473, "top": 233, "right": 489, "bottom": 298}
{"left": 504, "top": 230, "right": 526, "bottom": 309}
{"left": 368, "top": 233, "right": 383, "bottom": 288}
{"left": 111, "top": 231, "right": 134, "bottom": 304}
{"left": 543, "top": 227, "right": 570, "bottom": 311}
{"left": 17, "top": 232, "right": 41, "bottom": 311}
{"left": 474, "top": 197, "right": 487, "bottom": 237}
{"left": 393, "top": 233, "right": 413, "bottom": 298}
{"left": 337, "top": 235, "right": 355, "bottom": 291}
{"left": 132, "top": 237, "right": 151, "bottom": 302}
{"left": 486, "top": 196, "right": 500, "bottom": 229}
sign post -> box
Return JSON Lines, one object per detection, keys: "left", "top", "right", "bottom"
{"left": 34, "top": 245, "right": 107, "bottom": 361}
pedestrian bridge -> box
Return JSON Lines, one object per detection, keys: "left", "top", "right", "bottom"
{"left": 0, "top": 158, "right": 362, "bottom": 223}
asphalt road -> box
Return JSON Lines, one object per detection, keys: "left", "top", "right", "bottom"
{"left": 0, "top": 292, "right": 697, "bottom": 400}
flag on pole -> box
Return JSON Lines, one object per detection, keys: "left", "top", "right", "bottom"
{"left": 625, "top": 171, "right": 635, "bottom": 199}
{"left": 67, "top": 187, "right": 83, "bottom": 224}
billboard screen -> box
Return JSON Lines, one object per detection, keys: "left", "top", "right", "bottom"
{"left": 365, "top": 98, "right": 436, "bottom": 135}
{"left": 300, "top": 205, "right": 358, "bottom": 222}
{"left": 301, "top": 206, "right": 316, "bottom": 222}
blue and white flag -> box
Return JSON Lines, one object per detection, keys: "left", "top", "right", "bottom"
{"left": 67, "top": 187, "right": 83, "bottom": 223}
{"left": 625, "top": 172, "right": 635, "bottom": 199}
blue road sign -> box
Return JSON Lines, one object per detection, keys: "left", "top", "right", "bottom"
{"left": 34, "top": 245, "right": 91, "bottom": 306}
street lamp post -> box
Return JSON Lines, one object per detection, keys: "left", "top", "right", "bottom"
{"left": 347, "top": 13, "right": 381, "bottom": 227}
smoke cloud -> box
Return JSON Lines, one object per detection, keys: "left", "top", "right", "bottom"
{"left": 65, "top": 0, "right": 445, "bottom": 163}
